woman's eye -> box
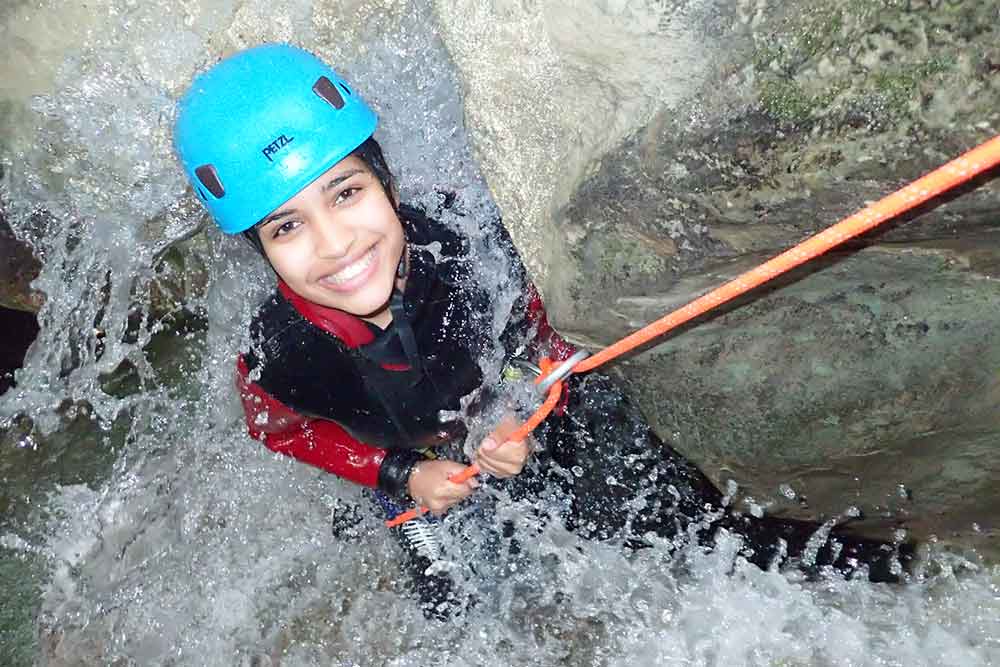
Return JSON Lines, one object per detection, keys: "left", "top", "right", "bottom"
{"left": 335, "top": 187, "right": 361, "bottom": 205}
{"left": 273, "top": 220, "right": 301, "bottom": 238}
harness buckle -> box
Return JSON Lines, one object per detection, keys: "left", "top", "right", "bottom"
{"left": 507, "top": 357, "right": 543, "bottom": 379}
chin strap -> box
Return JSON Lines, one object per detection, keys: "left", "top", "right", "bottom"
{"left": 397, "top": 245, "right": 408, "bottom": 279}
{"left": 388, "top": 242, "right": 424, "bottom": 382}
{"left": 388, "top": 290, "right": 423, "bottom": 383}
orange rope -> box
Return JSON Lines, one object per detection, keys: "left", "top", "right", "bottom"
{"left": 573, "top": 134, "right": 1000, "bottom": 374}
{"left": 386, "top": 134, "right": 1000, "bottom": 528}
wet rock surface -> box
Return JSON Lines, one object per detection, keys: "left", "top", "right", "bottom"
{"left": 0, "top": 208, "right": 43, "bottom": 313}
{"left": 619, "top": 241, "right": 1000, "bottom": 546}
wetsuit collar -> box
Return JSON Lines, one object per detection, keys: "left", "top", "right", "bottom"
{"left": 277, "top": 280, "right": 375, "bottom": 349}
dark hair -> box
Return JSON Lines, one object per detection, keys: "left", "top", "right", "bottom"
{"left": 241, "top": 136, "right": 397, "bottom": 254}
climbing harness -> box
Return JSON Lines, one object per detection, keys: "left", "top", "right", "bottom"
{"left": 387, "top": 133, "right": 1000, "bottom": 528}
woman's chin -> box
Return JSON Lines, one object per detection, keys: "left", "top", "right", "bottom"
{"left": 309, "top": 284, "right": 393, "bottom": 320}
{"left": 352, "top": 294, "right": 393, "bottom": 321}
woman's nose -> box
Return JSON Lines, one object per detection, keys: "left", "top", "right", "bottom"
{"left": 312, "top": 217, "right": 355, "bottom": 258}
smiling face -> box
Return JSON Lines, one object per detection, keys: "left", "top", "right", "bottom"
{"left": 256, "top": 155, "right": 405, "bottom": 327}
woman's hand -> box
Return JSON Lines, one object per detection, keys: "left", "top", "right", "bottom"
{"left": 475, "top": 413, "right": 533, "bottom": 478}
{"left": 407, "top": 459, "right": 479, "bottom": 516}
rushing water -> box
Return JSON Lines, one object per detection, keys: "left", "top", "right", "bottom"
{"left": 2, "top": 1, "right": 999, "bottom": 665}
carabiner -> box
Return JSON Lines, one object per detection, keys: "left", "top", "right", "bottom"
{"left": 536, "top": 349, "right": 590, "bottom": 394}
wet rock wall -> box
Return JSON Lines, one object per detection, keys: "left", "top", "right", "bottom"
{"left": 436, "top": 0, "right": 1000, "bottom": 544}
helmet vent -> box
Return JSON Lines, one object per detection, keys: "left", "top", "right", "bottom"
{"left": 339, "top": 82, "right": 352, "bottom": 96}
{"left": 195, "top": 164, "right": 225, "bottom": 199}
{"left": 312, "top": 76, "right": 345, "bottom": 109}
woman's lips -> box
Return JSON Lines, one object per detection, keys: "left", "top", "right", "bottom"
{"left": 316, "top": 246, "right": 379, "bottom": 293}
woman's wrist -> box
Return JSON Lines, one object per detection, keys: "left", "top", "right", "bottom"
{"left": 405, "top": 460, "right": 425, "bottom": 499}
{"left": 377, "top": 449, "right": 425, "bottom": 499}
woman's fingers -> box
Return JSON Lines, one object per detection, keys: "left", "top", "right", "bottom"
{"left": 407, "top": 434, "right": 533, "bottom": 515}
{"left": 426, "top": 482, "right": 475, "bottom": 514}
{"left": 476, "top": 452, "right": 511, "bottom": 476}
{"left": 472, "top": 412, "right": 533, "bottom": 478}
{"left": 408, "top": 459, "right": 479, "bottom": 514}
{"left": 476, "top": 439, "right": 530, "bottom": 478}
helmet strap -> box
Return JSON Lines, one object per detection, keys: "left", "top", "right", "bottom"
{"left": 396, "top": 241, "right": 409, "bottom": 280}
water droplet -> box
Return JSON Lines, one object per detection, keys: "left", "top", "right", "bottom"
{"left": 571, "top": 465, "right": 584, "bottom": 477}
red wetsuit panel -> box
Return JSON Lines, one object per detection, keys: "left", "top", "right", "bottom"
{"left": 236, "top": 356, "right": 385, "bottom": 488}
{"left": 524, "top": 283, "right": 576, "bottom": 362}
{"left": 523, "top": 284, "right": 577, "bottom": 415}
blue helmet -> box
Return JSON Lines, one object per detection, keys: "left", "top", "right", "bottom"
{"left": 174, "top": 44, "right": 378, "bottom": 234}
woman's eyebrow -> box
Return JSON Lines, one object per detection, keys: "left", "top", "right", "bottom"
{"left": 256, "top": 169, "right": 366, "bottom": 227}
{"left": 321, "top": 169, "right": 364, "bottom": 193}
{"left": 257, "top": 210, "right": 296, "bottom": 228}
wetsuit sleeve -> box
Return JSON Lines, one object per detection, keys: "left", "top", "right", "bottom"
{"left": 235, "top": 356, "right": 419, "bottom": 497}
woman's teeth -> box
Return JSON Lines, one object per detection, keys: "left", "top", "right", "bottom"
{"left": 323, "top": 248, "right": 376, "bottom": 285}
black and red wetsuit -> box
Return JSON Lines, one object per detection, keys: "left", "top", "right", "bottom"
{"left": 236, "top": 203, "right": 574, "bottom": 498}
